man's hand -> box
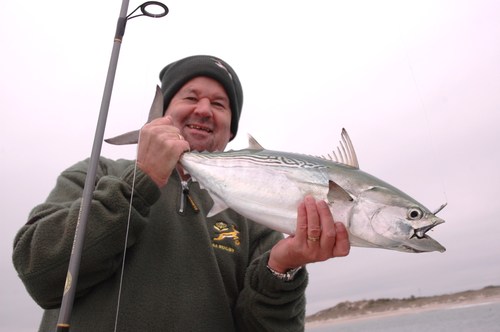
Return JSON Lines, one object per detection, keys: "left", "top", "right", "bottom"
{"left": 268, "top": 195, "right": 350, "bottom": 273}
{"left": 137, "top": 116, "right": 190, "bottom": 187}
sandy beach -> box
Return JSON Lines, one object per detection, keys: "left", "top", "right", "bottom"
{"left": 306, "top": 285, "right": 500, "bottom": 328}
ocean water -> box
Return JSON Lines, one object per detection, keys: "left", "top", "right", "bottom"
{"left": 306, "top": 301, "right": 500, "bottom": 332}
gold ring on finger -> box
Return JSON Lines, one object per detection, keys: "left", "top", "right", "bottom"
{"left": 307, "top": 236, "right": 320, "bottom": 242}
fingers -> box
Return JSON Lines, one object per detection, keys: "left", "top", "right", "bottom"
{"left": 304, "top": 196, "right": 322, "bottom": 244}
{"left": 302, "top": 195, "right": 350, "bottom": 258}
{"left": 332, "top": 222, "right": 350, "bottom": 257}
{"left": 295, "top": 200, "right": 308, "bottom": 242}
{"left": 137, "top": 116, "right": 190, "bottom": 187}
{"left": 142, "top": 116, "right": 185, "bottom": 142}
{"left": 268, "top": 196, "right": 350, "bottom": 272}
{"left": 316, "top": 199, "right": 335, "bottom": 245}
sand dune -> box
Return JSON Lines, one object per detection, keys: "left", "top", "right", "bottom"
{"left": 306, "top": 285, "right": 500, "bottom": 326}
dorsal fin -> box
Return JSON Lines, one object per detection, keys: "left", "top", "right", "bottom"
{"left": 323, "top": 128, "right": 360, "bottom": 168}
{"left": 105, "top": 85, "right": 164, "bottom": 145}
{"left": 247, "top": 134, "right": 265, "bottom": 150}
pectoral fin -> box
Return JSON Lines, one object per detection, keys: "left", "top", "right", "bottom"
{"left": 328, "top": 180, "right": 353, "bottom": 203}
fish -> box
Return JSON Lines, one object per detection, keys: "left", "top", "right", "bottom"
{"left": 180, "top": 134, "right": 446, "bottom": 253}
{"left": 106, "top": 86, "right": 446, "bottom": 253}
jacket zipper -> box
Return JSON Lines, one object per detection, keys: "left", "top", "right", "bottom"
{"left": 179, "top": 179, "right": 200, "bottom": 214}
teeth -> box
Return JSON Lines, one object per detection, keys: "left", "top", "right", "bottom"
{"left": 189, "top": 125, "right": 211, "bottom": 133}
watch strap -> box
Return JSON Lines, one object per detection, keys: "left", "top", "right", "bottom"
{"left": 266, "top": 265, "right": 303, "bottom": 282}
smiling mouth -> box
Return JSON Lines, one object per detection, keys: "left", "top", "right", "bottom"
{"left": 188, "top": 124, "right": 213, "bottom": 133}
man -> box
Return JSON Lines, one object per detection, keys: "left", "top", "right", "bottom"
{"left": 13, "top": 55, "right": 350, "bottom": 331}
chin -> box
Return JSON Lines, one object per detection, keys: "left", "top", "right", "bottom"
{"left": 188, "top": 140, "right": 213, "bottom": 152}
{"left": 186, "top": 134, "right": 226, "bottom": 152}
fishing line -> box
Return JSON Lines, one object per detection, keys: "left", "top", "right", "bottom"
{"left": 405, "top": 53, "right": 448, "bottom": 206}
{"left": 396, "top": 7, "right": 449, "bottom": 209}
{"left": 114, "top": 154, "right": 140, "bottom": 332}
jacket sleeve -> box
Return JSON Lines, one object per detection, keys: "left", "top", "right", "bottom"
{"left": 12, "top": 157, "right": 160, "bottom": 309}
{"left": 234, "top": 231, "right": 308, "bottom": 332}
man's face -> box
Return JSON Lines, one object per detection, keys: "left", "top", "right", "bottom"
{"left": 165, "top": 76, "right": 233, "bottom": 152}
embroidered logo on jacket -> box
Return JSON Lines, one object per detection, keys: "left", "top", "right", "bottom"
{"left": 212, "top": 221, "right": 240, "bottom": 252}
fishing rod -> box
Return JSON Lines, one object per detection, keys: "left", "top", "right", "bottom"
{"left": 55, "top": 1, "right": 168, "bottom": 331}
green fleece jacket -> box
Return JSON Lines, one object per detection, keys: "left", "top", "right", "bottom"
{"left": 12, "top": 157, "right": 308, "bottom": 331}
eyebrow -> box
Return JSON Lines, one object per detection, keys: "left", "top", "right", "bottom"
{"left": 181, "top": 87, "right": 229, "bottom": 103}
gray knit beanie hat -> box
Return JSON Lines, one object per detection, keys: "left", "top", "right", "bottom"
{"left": 159, "top": 55, "right": 243, "bottom": 140}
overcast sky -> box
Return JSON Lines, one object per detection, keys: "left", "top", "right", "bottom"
{"left": 1, "top": 0, "right": 500, "bottom": 330}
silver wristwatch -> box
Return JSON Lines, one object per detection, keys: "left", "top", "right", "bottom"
{"left": 266, "top": 265, "right": 303, "bottom": 282}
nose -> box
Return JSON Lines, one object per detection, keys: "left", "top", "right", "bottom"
{"left": 194, "top": 98, "right": 213, "bottom": 118}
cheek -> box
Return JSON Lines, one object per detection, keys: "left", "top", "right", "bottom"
{"left": 165, "top": 108, "right": 188, "bottom": 125}
{"left": 217, "top": 112, "right": 232, "bottom": 130}
{"left": 220, "top": 130, "right": 232, "bottom": 144}
{"left": 214, "top": 113, "right": 233, "bottom": 144}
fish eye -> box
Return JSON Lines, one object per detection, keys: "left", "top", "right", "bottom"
{"left": 407, "top": 207, "right": 423, "bottom": 220}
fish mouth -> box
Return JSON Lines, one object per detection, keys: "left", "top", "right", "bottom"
{"left": 411, "top": 219, "right": 445, "bottom": 239}
{"left": 187, "top": 124, "right": 213, "bottom": 133}
{"left": 412, "top": 225, "right": 436, "bottom": 239}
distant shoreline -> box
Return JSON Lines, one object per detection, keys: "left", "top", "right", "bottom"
{"left": 306, "top": 285, "right": 500, "bottom": 328}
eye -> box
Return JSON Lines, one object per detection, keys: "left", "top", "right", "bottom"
{"left": 407, "top": 207, "right": 423, "bottom": 220}
{"left": 211, "top": 100, "right": 228, "bottom": 110}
